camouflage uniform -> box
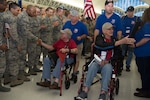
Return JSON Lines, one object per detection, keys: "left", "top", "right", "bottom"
{"left": 51, "top": 15, "right": 65, "bottom": 43}
{"left": 3, "top": 11, "right": 20, "bottom": 77}
{"left": 27, "top": 16, "right": 41, "bottom": 70}
{"left": 40, "top": 15, "right": 53, "bottom": 58}
{"left": 0, "top": 12, "right": 6, "bottom": 79}
{"left": 17, "top": 11, "right": 38, "bottom": 79}
{"left": 84, "top": 21, "right": 94, "bottom": 53}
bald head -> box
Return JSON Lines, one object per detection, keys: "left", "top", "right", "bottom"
{"left": 26, "top": 5, "right": 36, "bottom": 17}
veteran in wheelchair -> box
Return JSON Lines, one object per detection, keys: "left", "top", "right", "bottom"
{"left": 76, "top": 22, "right": 135, "bottom": 100}
{"left": 36, "top": 28, "right": 78, "bottom": 89}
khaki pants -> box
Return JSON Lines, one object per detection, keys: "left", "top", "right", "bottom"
{"left": 76, "top": 43, "right": 83, "bottom": 62}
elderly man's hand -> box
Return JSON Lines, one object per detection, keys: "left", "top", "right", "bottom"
{"left": 123, "top": 36, "right": 136, "bottom": 45}
{"left": 36, "top": 39, "right": 42, "bottom": 45}
{"left": 60, "top": 48, "right": 69, "bottom": 54}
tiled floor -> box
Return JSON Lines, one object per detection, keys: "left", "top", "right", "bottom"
{"left": 0, "top": 56, "right": 149, "bottom": 100}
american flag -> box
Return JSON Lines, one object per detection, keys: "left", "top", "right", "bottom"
{"left": 84, "top": 0, "right": 96, "bottom": 20}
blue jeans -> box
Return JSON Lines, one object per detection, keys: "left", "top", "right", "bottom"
{"left": 42, "top": 57, "right": 74, "bottom": 80}
{"left": 84, "top": 61, "right": 113, "bottom": 92}
{"left": 122, "top": 44, "right": 133, "bottom": 68}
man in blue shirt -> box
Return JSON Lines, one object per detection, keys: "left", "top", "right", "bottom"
{"left": 62, "top": 9, "right": 88, "bottom": 82}
{"left": 94, "top": 0, "right": 123, "bottom": 43}
{"left": 121, "top": 6, "right": 141, "bottom": 72}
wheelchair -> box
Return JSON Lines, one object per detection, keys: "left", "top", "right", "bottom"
{"left": 48, "top": 50, "right": 77, "bottom": 96}
{"left": 74, "top": 46, "right": 121, "bottom": 100}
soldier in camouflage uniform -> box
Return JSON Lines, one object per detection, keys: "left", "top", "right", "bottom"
{"left": 51, "top": 6, "right": 65, "bottom": 43}
{"left": 32, "top": 6, "right": 43, "bottom": 72}
{"left": 27, "top": 9, "right": 41, "bottom": 75}
{"left": 0, "top": 0, "right": 11, "bottom": 92}
{"left": 40, "top": 7, "right": 54, "bottom": 58}
{"left": 84, "top": 17, "right": 94, "bottom": 54}
{"left": 17, "top": 5, "right": 41, "bottom": 81}
{"left": 3, "top": 2, "right": 24, "bottom": 87}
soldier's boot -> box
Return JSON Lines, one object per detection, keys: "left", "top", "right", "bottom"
{"left": 28, "top": 66, "right": 37, "bottom": 75}
{"left": 0, "top": 79, "right": 11, "bottom": 92}
{"left": 18, "top": 70, "right": 30, "bottom": 82}
{"left": 4, "top": 74, "right": 11, "bottom": 85}
{"left": 10, "top": 76, "right": 24, "bottom": 87}
{"left": 33, "top": 65, "right": 42, "bottom": 72}
{"left": 24, "top": 71, "right": 30, "bottom": 76}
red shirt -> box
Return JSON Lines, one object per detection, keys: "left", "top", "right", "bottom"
{"left": 105, "top": 38, "right": 113, "bottom": 61}
{"left": 53, "top": 39, "right": 77, "bottom": 58}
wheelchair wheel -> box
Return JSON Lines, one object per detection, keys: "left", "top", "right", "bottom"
{"left": 65, "top": 80, "right": 70, "bottom": 89}
{"left": 115, "top": 78, "right": 119, "bottom": 95}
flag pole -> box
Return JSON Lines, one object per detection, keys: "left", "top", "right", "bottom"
{"left": 18, "top": 0, "right": 22, "bottom": 8}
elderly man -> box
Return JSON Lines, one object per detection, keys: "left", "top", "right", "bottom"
{"left": 62, "top": 9, "right": 88, "bottom": 82}
{"left": 36, "top": 28, "right": 78, "bottom": 89}
{"left": 76, "top": 22, "right": 135, "bottom": 100}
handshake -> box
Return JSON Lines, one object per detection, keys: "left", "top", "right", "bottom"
{"left": 36, "top": 39, "right": 42, "bottom": 45}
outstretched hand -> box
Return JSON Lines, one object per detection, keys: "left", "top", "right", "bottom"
{"left": 36, "top": 39, "right": 42, "bottom": 45}
{"left": 123, "top": 36, "right": 136, "bottom": 44}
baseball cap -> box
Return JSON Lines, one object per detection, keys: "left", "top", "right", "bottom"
{"left": 105, "top": 0, "right": 114, "bottom": 5}
{"left": 70, "top": 9, "right": 79, "bottom": 16}
{"left": 60, "top": 28, "right": 72, "bottom": 37}
{"left": 102, "top": 22, "right": 113, "bottom": 30}
{"left": 57, "top": 5, "right": 64, "bottom": 10}
{"left": 126, "top": 6, "right": 134, "bottom": 12}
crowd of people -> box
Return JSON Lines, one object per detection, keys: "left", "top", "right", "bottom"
{"left": 0, "top": 0, "right": 150, "bottom": 100}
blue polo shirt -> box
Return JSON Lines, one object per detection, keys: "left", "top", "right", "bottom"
{"left": 63, "top": 20, "right": 88, "bottom": 45}
{"left": 134, "top": 22, "right": 150, "bottom": 57}
{"left": 122, "top": 16, "right": 141, "bottom": 37}
{"left": 95, "top": 13, "right": 123, "bottom": 37}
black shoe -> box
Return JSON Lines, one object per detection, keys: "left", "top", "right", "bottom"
{"left": 98, "top": 93, "right": 106, "bottom": 100}
{"left": 33, "top": 67, "right": 42, "bottom": 72}
{"left": 38, "top": 61, "right": 43, "bottom": 66}
{"left": 28, "top": 69, "right": 37, "bottom": 75}
{"left": 0, "top": 85, "right": 11, "bottom": 92}
{"left": 126, "top": 68, "right": 130, "bottom": 72}
{"left": 134, "top": 91, "right": 150, "bottom": 98}
{"left": 70, "top": 73, "right": 78, "bottom": 83}
{"left": 136, "top": 88, "right": 142, "bottom": 92}
{"left": 76, "top": 91, "right": 87, "bottom": 100}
